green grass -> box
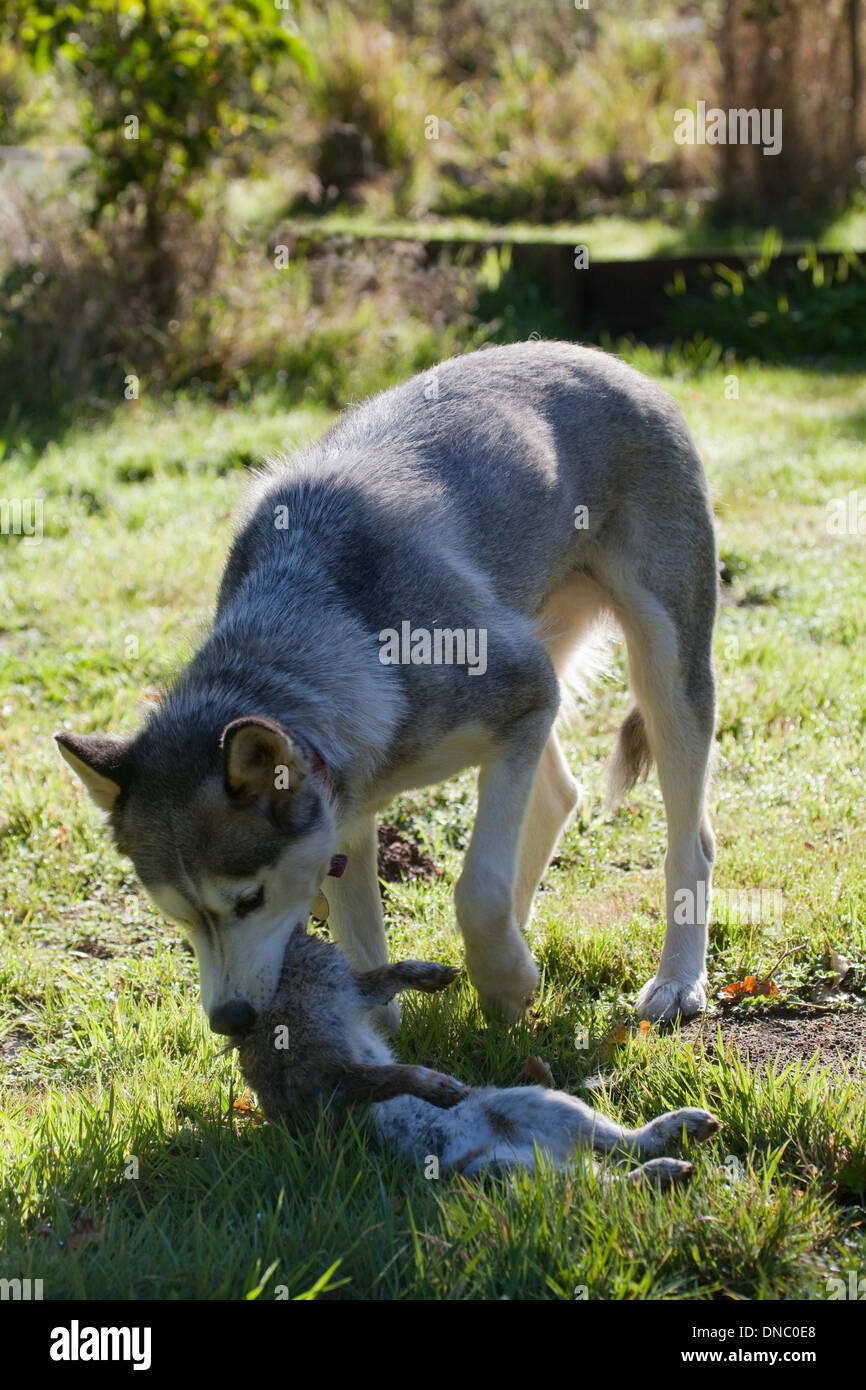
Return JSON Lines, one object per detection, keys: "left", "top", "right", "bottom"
{"left": 1, "top": 360, "right": 865, "bottom": 1299}
{"left": 268, "top": 210, "right": 687, "bottom": 260}
{"left": 239, "top": 201, "right": 866, "bottom": 263}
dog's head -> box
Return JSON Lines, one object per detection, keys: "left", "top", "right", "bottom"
{"left": 55, "top": 715, "right": 338, "bottom": 1036}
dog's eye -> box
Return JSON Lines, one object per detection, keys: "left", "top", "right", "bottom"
{"left": 235, "top": 886, "right": 264, "bottom": 919}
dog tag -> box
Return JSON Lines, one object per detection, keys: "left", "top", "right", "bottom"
{"left": 311, "top": 891, "right": 329, "bottom": 922}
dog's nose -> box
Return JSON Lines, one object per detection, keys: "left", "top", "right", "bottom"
{"left": 209, "top": 999, "right": 256, "bottom": 1037}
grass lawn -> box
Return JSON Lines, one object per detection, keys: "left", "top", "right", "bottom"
{"left": 1, "top": 358, "right": 865, "bottom": 1300}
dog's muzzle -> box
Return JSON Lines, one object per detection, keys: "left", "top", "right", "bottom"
{"left": 209, "top": 998, "right": 256, "bottom": 1037}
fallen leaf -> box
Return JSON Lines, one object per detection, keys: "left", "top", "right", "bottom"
{"left": 810, "top": 980, "right": 844, "bottom": 1005}
{"left": 829, "top": 947, "right": 854, "bottom": 988}
{"left": 722, "top": 974, "right": 779, "bottom": 1000}
{"left": 722, "top": 976, "right": 752, "bottom": 999}
{"left": 751, "top": 978, "right": 779, "bottom": 997}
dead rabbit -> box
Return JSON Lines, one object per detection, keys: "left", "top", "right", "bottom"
{"left": 235, "top": 927, "right": 721, "bottom": 1186}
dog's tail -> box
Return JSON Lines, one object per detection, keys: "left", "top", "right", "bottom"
{"left": 604, "top": 706, "right": 653, "bottom": 809}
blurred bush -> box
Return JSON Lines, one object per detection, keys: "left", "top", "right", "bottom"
{"left": 282, "top": 1, "right": 710, "bottom": 223}
{"left": 6, "top": 0, "right": 308, "bottom": 313}
{"left": 2, "top": 0, "right": 866, "bottom": 428}
{"left": 665, "top": 231, "right": 866, "bottom": 360}
{"left": 0, "top": 195, "right": 496, "bottom": 423}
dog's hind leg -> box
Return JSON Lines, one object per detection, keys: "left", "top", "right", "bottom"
{"left": 513, "top": 730, "right": 580, "bottom": 930}
{"left": 599, "top": 546, "right": 717, "bottom": 1023}
{"left": 514, "top": 573, "right": 611, "bottom": 930}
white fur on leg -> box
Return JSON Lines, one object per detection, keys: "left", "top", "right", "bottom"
{"left": 458, "top": 865, "right": 539, "bottom": 1017}
{"left": 456, "top": 737, "right": 551, "bottom": 1019}
{"left": 601, "top": 569, "right": 716, "bottom": 1025}
{"left": 463, "top": 929, "right": 540, "bottom": 1020}
{"left": 326, "top": 815, "right": 401, "bottom": 1033}
{"left": 636, "top": 837, "right": 712, "bottom": 1022}
{"left": 629, "top": 1105, "right": 721, "bottom": 1155}
{"left": 513, "top": 731, "right": 580, "bottom": 929}
{"left": 382, "top": 1086, "right": 722, "bottom": 1181}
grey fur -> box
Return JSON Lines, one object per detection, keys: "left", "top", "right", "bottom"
{"left": 55, "top": 340, "right": 718, "bottom": 1027}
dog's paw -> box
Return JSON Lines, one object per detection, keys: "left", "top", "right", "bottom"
{"left": 628, "top": 1157, "right": 694, "bottom": 1190}
{"left": 467, "top": 939, "right": 540, "bottom": 1022}
{"left": 635, "top": 974, "right": 707, "bottom": 1023}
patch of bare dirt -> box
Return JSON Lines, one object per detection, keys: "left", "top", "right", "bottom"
{"left": 377, "top": 825, "right": 441, "bottom": 886}
{"left": 71, "top": 937, "right": 114, "bottom": 958}
{"left": 1, "top": 1025, "right": 36, "bottom": 1055}
{"left": 686, "top": 1005, "right": 866, "bottom": 1076}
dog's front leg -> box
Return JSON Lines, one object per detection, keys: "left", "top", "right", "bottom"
{"left": 455, "top": 707, "right": 557, "bottom": 1020}
{"left": 325, "top": 815, "right": 399, "bottom": 1032}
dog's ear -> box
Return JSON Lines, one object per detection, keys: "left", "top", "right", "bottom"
{"left": 54, "top": 732, "right": 134, "bottom": 812}
{"left": 221, "top": 717, "right": 309, "bottom": 806}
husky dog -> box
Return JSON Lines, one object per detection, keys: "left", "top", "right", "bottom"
{"left": 55, "top": 341, "right": 717, "bottom": 1034}
{"left": 236, "top": 928, "right": 722, "bottom": 1185}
